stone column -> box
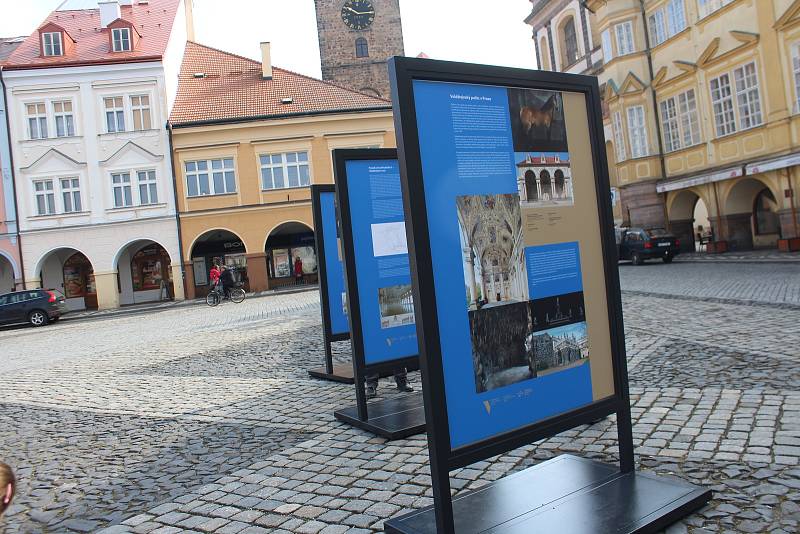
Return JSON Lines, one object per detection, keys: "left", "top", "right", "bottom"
{"left": 25, "top": 277, "right": 42, "bottom": 290}
{"left": 465, "top": 248, "right": 478, "bottom": 306}
{"left": 170, "top": 264, "right": 185, "bottom": 301}
{"left": 183, "top": 261, "right": 196, "bottom": 300}
{"left": 94, "top": 271, "right": 120, "bottom": 310}
{"left": 724, "top": 213, "right": 754, "bottom": 251}
{"left": 245, "top": 252, "right": 268, "bottom": 293}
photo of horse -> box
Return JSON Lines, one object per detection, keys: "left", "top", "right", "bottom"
{"left": 507, "top": 88, "right": 569, "bottom": 153}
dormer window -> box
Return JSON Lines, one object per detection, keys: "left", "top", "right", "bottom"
{"left": 112, "top": 27, "right": 131, "bottom": 52}
{"left": 42, "top": 32, "right": 63, "bottom": 56}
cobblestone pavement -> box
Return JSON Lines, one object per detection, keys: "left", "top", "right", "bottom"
{"left": 0, "top": 264, "right": 799, "bottom": 533}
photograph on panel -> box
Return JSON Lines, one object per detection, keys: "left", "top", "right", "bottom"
{"left": 378, "top": 284, "right": 415, "bottom": 329}
{"left": 455, "top": 193, "right": 534, "bottom": 394}
{"left": 507, "top": 88, "right": 569, "bottom": 153}
{"left": 516, "top": 151, "right": 574, "bottom": 207}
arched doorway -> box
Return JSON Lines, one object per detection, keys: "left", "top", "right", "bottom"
{"left": 115, "top": 240, "right": 173, "bottom": 305}
{"left": 668, "top": 189, "right": 710, "bottom": 252}
{"left": 190, "top": 229, "right": 248, "bottom": 297}
{"left": 725, "top": 178, "right": 780, "bottom": 250}
{"left": 265, "top": 222, "right": 318, "bottom": 289}
{"left": 554, "top": 169, "right": 565, "bottom": 198}
{"left": 540, "top": 170, "right": 552, "bottom": 200}
{"left": 524, "top": 170, "right": 538, "bottom": 201}
{"left": 36, "top": 248, "right": 97, "bottom": 310}
{"left": 0, "top": 253, "right": 17, "bottom": 294}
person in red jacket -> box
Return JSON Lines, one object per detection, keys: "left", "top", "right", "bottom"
{"left": 209, "top": 264, "right": 221, "bottom": 291}
{"left": 294, "top": 256, "right": 304, "bottom": 285}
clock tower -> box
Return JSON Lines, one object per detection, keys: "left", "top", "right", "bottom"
{"left": 314, "top": 0, "right": 405, "bottom": 99}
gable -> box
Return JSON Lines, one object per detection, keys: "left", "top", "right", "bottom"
{"left": 99, "top": 141, "right": 163, "bottom": 167}
{"left": 775, "top": 0, "right": 800, "bottom": 31}
{"left": 20, "top": 148, "right": 85, "bottom": 174}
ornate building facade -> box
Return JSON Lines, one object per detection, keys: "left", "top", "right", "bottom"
{"left": 527, "top": 0, "right": 800, "bottom": 252}
{"left": 314, "top": 0, "right": 405, "bottom": 98}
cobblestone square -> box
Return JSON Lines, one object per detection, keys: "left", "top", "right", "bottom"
{"left": 1, "top": 262, "right": 799, "bottom": 533}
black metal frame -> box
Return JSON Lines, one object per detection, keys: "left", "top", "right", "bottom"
{"left": 388, "top": 56, "right": 638, "bottom": 532}
{"left": 308, "top": 184, "right": 353, "bottom": 383}
{"left": 332, "top": 148, "right": 421, "bottom": 425}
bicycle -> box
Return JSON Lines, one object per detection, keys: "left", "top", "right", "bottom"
{"left": 206, "top": 283, "right": 246, "bottom": 307}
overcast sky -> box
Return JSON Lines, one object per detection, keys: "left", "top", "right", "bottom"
{"left": 0, "top": 0, "right": 537, "bottom": 76}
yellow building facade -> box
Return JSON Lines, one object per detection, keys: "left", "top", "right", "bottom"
{"left": 169, "top": 42, "right": 395, "bottom": 298}
{"left": 529, "top": 0, "right": 800, "bottom": 251}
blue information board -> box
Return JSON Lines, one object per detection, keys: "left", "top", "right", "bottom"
{"left": 320, "top": 191, "right": 349, "bottom": 336}
{"left": 412, "top": 80, "right": 594, "bottom": 449}
{"left": 344, "top": 159, "right": 418, "bottom": 366}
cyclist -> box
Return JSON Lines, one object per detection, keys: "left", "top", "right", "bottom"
{"left": 220, "top": 265, "right": 235, "bottom": 300}
{"left": 209, "top": 264, "right": 221, "bottom": 292}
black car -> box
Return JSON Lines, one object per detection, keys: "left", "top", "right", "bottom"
{"left": 0, "top": 289, "right": 69, "bottom": 327}
{"left": 615, "top": 227, "right": 680, "bottom": 265}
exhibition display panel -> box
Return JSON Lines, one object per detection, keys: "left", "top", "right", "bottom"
{"left": 332, "top": 148, "right": 425, "bottom": 440}
{"left": 308, "top": 185, "right": 354, "bottom": 384}
{"left": 384, "top": 57, "right": 710, "bottom": 533}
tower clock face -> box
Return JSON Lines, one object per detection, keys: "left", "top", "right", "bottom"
{"left": 341, "top": 0, "right": 375, "bottom": 30}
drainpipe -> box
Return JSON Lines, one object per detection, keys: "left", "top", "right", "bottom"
{"left": 639, "top": 0, "right": 670, "bottom": 231}
{"left": 167, "top": 123, "right": 187, "bottom": 289}
{"left": 0, "top": 67, "right": 26, "bottom": 289}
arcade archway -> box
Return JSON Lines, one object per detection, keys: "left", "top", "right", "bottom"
{"left": 265, "top": 222, "right": 318, "bottom": 289}
{"left": 35, "top": 248, "right": 97, "bottom": 310}
{"left": 668, "top": 189, "right": 710, "bottom": 252}
{"left": 725, "top": 178, "right": 780, "bottom": 250}
{"left": 115, "top": 240, "right": 173, "bottom": 305}
{"left": 189, "top": 229, "right": 248, "bottom": 297}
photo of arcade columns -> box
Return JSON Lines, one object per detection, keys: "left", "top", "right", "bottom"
{"left": 456, "top": 193, "right": 534, "bottom": 393}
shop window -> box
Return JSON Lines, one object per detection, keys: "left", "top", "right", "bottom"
{"left": 63, "top": 253, "right": 95, "bottom": 298}
{"left": 131, "top": 246, "right": 170, "bottom": 292}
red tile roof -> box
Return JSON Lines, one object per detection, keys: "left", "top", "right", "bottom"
{"left": 0, "top": 36, "right": 26, "bottom": 63}
{"left": 2, "top": 0, "right": 180, "bottom": 70}
{"left": 516, "top": 153, "right": 571, "bottom": 167}
{"left": 169, "top": 42, "right": 390, "bottom": 126}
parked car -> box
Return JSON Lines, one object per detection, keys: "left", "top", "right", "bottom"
{"left": 0, "top": 289, "right": 69, "bottom": 327}
{"left": 615, "top": 227, "right": 680, "bottom": 265}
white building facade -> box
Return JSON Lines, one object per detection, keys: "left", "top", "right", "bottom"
{"left": 2, "top": 0, "right": 192, "bottom": 309}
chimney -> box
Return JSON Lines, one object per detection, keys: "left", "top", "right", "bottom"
{"left": 260, "top": 42, "right": 273, "bottom": 79}
{"left": 99, "top": 1, "right": 121, "bottom": 28}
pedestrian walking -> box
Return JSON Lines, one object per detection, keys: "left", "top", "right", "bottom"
{"left": 0, "top": 462, "right": 15, "bottom": 517}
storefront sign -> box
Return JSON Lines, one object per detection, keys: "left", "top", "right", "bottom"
{"left": 656, "top": 166, "right": 744, "bottom": 193}
{"left": 746, "top": 152, "right": 800, "bottom": 175}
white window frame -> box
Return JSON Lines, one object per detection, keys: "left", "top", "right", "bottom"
{"left": 137, "top": 170, "right": 158, "bottom": 205}
{"left": 104, "top": 96, "right": 126, "bottom": 133}
{"left": 111, "top": 172, "right": 133, "bottom": 208}
{"left": 648, "top": 10, "right": 667, "bottom": 47}
{"left": 659, "top": 89, "right": 701, "bottom": 152}
{"left": 666, "top": 0, "right": 687, "bottom": 37}
{"left": 733, "top": 62, "right": 762, "bottom": 130}
{"left": 184, "top": 158, "right": 237, "bottom": 197}
{"left": 33, "top": 179, "right": 56, "bottom": 216}
{"left": 42, "top": 32, "right": 63, "bottom": 56}
{"left": 792, "top": 42, "right": 800, "bottom": 113}
{"left": 26, "top": 102, "right": 48, "bottom": 140}
{"left": 601, "top": 29, "right": 614, "bottom": 62}
{"left": 612, "top": 111, "right": 627, "bottom": 162}
{"left": 130, "top": 94, "right": 151, "bottom": 131}
{"left": 710, "top": 72, "right": 736, "bottom": 137}
{"left": 626, "top": 105, "right": 648, "bottom": 159}
{"left": 614, "top": 21, "right": 635, "bottom": 56}
{"left": 60, "top": 177, "right": 82, "bottom": 213}
{"left": 259, "top": 151, "right": 311, "bottom": 191}
{"left": 112, "top": 27, "right": 131, "bottom": 52}
{"left": 53, "top": 100, "right": 75, "bottom": 138}
{"left": 698, "top": 0, "right": 734, "bottom": 19}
